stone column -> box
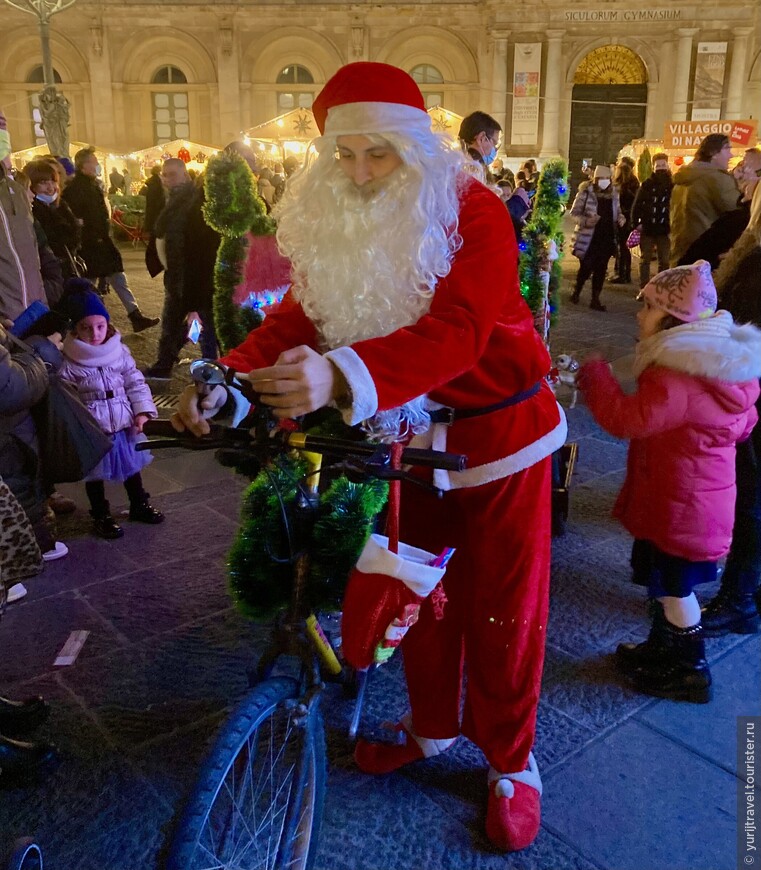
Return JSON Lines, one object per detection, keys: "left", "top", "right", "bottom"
{"left": 671, "top": 28, "right": 698, "bottom": 121}
{"left": 216, "top": 16, "right": 241, "bottom": 144}
{"left": 725, "top": 27, "right": 754, "bottom": 119}
{"left": 540, "top": 29, "right": 564, "bottom": 157}
{"left": 489, "top": 30, "right": 509, "bottom": 144}
{"left": 87, "top": 21, "right": 117, "bottom": 148}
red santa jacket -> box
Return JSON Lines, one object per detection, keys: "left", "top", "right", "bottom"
{"left": 222, "top": 178, "right": 566, "bottom": 489}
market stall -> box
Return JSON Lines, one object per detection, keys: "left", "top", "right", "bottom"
{"left": 10, "top": 140, "right": 109, "bottom": 172}
{"left": 125, "top": 138, "right": 222, "bottom": 184}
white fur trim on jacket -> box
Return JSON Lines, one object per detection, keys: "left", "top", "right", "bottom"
{"left": 324, "top": 346, "right": 378, "bottom": 426}
{"left": 633, "top": 310, "right": 761, "bottom": 381}
{"left": 356, "top": 534, "right": 445, "bottom": 598}
{"left": 409, "top": 404, "right": 568, "bottom": 491}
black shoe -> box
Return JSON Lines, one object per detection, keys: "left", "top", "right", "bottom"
{"left": 626, "top": 619, "right": 712, "bottom": 704}
{"left": 128, "top": 310, "right": 160, "bottom": 333}
{"left": 701, "top": 572, "right": 761, "bottom": 637}
{"left": 0, "top": 697, "right": 49, "bottom": 739}
{"left": 0, "top": 733, "right": 58, "bottom": 786}
{"left": 616, "top": 601, "right": 668, "bottom": 674}
{"left": 92, "top": 513, "right": 124, "bottom": 540}
{"left": 590, "top": 300, "right": 607, "bottom": 312}
{"left": 129, "top": 500, "right": 164, "bottom": 524}
{"left": 570, "top": 290, "right": 581, "bottom": 304}
{"left": 141, "top": 364, "right": 172, "bottom": 380}
{"left": 609, "top": 276, "right": 628, "bottom": 285}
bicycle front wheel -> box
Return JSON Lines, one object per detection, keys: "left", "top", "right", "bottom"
{"left": 167, "top": 676, "right": 326, "bottom": 870}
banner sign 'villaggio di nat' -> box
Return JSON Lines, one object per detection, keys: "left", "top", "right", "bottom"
{"left": 664, "top": 119, "right": 759, "bottom": 150}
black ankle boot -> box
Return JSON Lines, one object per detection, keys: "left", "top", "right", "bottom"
{"left": 570, "top": 288, "right": 581, "bottom": 304}
{"left": 617, "top": 600, "right": 669, "bottom": 673}
{"left": 0, "top": 733, "right": 58, "bottom": 785}
{"left": 128, "top": 310, "right": 160, "bottom": 333}
{"left": 701, "top": 569, "right": 761, "bottom": 637}
{"left": 0, "top": 697, "right": 49, "bottom": 738}
{"left": 129, "top": 496, "right": 164, "bottom": 525}
{"left": 91, "top": 504, "right": 124, "bottom": 540}
{"left": 628, "top": 619, "right": 712, "bottom": 703}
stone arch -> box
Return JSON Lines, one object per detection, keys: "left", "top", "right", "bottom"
{"left": 0, "top": 25, "right": 88, "bottom": 82}
{"left": 114, "top": 30, "right": 216, "bottom": 83}
{"left": 243, "top": 28, "right": 344, "bottom": 84}
{"left": 375, "top": 26, "right": 478, "bottom": 83}
{"left": 566, "top": 39, "right": 657, "bottom": 86}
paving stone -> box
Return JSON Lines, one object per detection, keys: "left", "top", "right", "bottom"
{"left": 572, "top": 436, "right": 628, "bottom": 485}
{"left": 0, "top": 591, "right": 125, "bottom": 685}
{"left": 80, "top": 545, "right": 234, "bottom": 643}
{"left": 57, "top": 610, "right": 269, "bottom": 747}
{"left": 634, "top": 635, "right": 761, "bottom": 774}
{"left": 542, "top": 720, "right": 739, "bottom": 870}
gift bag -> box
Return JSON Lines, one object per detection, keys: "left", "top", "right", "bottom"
{"left": 341, "top": 445, "right": 452, "bottom": 670}
{"left": 626, "top": 226, "right": 642, "bottom": 250}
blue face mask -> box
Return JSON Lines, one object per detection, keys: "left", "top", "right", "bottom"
{"left": 35, "top": 192, "right": 58, "bottom": 204}
{"left": 483, "top": 146, "right": 498, "bottom": 166}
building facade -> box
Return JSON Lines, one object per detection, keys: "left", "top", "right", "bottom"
{"left": 1, "top": 0, "right": 759, "bottom": 170}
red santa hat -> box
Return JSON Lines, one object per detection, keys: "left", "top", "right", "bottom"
{"left": 312, "top": 62, "right": 432, "bottom": 138}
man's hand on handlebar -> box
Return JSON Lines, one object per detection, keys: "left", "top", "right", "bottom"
{"left": 238, "top": 345, "right": 339, "bottom": 420}
{"left": 171, "top": 383, "right": 227, "bottom": 437}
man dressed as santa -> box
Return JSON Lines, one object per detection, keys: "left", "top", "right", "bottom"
{"left": 173, "top": 62, "right": 566, "bottom": 852}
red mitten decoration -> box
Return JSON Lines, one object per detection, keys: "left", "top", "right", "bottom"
{"left": 341, "top": 534, "right": 447, "bottom": 670}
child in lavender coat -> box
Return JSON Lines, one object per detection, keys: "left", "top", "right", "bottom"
{"left": 60, "top": 284, "right": 164, "bottom": 539}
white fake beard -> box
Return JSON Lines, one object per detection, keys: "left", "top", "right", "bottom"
{"left": 281, "top": 166, "right": 443, "bottom": 439}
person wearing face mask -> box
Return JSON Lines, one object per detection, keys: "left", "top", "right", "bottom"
{"left": 61, "top": 148, "right": 159, "bottom": 333}
{"left": 458, "top": 111, "right": 505, "bottom": 197}
{"left": 569, "top": 165, "right": 625, "bottom": 311}
{"left": 23, "top": 160, "right": 82, "bottom": 281}
{"left": 631, "top": 152, "right": 673, "bottom": 287}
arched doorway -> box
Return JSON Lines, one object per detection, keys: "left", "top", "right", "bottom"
{"left": 569, "top": 45, "right": 647, "bottom": 190}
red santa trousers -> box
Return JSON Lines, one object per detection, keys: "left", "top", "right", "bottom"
{"left": 399, "top": 457, "right": 552, "bottom": 774}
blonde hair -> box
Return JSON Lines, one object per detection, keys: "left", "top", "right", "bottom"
{"left": 715, "top": 182, "right": 761, "bottom": 295}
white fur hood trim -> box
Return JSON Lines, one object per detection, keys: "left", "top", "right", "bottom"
{"left": 62, "top": 331, "right": 124, "bottom": 368}
{"left": 633, "top": 311, "right": 761, "bottom": 382}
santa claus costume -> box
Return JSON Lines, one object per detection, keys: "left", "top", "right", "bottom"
{"left": 218, "top": 63, "right": 567, "bottom": 852}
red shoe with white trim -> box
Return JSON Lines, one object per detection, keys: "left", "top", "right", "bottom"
{"left": 485, "top": 751, "right": 543, "bottom": 852}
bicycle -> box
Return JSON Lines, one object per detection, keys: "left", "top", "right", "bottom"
{"left": 140, "top": 365, "right": 466, "bottom": 870}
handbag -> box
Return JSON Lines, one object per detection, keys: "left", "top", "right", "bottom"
{"left": 33, "top": 373, "right": 114, "bottom": 484}
{"left": 626, "top": 226, "right": 642, "bottom": 249}
{"left": 7, "top": 334, "right": 113, "bottom": 484}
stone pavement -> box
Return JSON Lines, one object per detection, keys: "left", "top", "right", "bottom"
{"left": 0, "top": 245, "right": 758, "bottom": 869}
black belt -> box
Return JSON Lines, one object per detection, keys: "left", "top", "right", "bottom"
{"left": 428, "top": 381, "right": 542, "bottom": 426}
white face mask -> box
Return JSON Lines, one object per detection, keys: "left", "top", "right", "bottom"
{"left": 596, "top": 178, "right": 611, "bottom": 189}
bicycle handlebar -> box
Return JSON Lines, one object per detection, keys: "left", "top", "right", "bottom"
{"left": 140, "top": 419, "right": 467, "bottom": 473}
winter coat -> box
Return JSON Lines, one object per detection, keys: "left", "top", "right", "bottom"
{"left": 631, "top": 171, "right": 673, "bottom": 237}
{"left": 580, "top": 311, "right": 761, "bottom": 561}
{"left": 59, "top": 331, "right": 157, "bottom": 434}
{"left": 670, "top": 161, "right": 740, "bottom": 266}
{"left": 678, "top": 202, "right": 750, "bottom": 270}
{"left": 32, "top": 197, "right": 82, "bottom": 278}
{"left": 141, "top": 175, "right": 165, "bottom": 237}
{"left": 61, "top": 172, "right": 123, "bottom": 277}
{"left": 570, "top": 181, "right": 621, "bottom": 260}
{"left": 154, "top": 182, "right": 197, "bottom": 301}
{"left": 617, "top": 177, "right": 640, "bottom": 221}
{"left": 0, "top": 169, "right": 46, "bottom": 321}
{"left": 0, "top": 325, "right": 52, "bottom": 529}
{"left": 33, "top": 220, "right": 64, "bottom": 308}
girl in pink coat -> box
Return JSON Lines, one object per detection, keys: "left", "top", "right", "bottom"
{"left": 579, "top": 260, "right": 761, "bottom": 703}
{"left": 60, "top": 284, "right": 164, "bottom": 539}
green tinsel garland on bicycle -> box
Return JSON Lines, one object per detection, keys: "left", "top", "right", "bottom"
{"left": 228, "top": 452, "right": 388, "bottom": 619}
{"left": 203, "top": 151, "right": 277, "bottom": 352}
{"left": 518, "top": 158, "right": 571, "bottom": 341}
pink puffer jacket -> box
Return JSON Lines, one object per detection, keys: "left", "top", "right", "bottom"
{"left": 59, "top": 331, "right": 156, "bottom": 434}
{"left": 580, "top": 311, "right": 761, "bottom": 561}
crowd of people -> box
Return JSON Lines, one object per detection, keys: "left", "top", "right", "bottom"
{"left": 2, "top": 63, "right": 761, "bottom": 856}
